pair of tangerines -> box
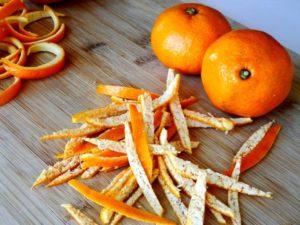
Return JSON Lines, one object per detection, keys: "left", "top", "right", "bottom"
{"left": 151, "top": 3, "right": 293, "bottom": 117}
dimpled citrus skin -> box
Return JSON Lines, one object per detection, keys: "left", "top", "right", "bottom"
{"left": 151, "top": 3, "right": 231, "bottom": 75}
{"left": 201, "top": 29, "right": 294, "bottom": 117}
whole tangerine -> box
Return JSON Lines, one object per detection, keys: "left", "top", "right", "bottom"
{"left": 201, "top": 29, "right": 294, "bottom": 117}
{"left": 151, "top": 3, "right": 231, "bottom": 75}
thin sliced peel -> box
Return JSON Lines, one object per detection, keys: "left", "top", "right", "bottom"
{"left": 100, "top": 173, "right": 138, "bottom": 224}
{"left": 167, "top": 69, "right": 191, "bottom": 152}
{"left": 183, "top": 109, "right": 234, "bottom": 131}
{"left": 155, "top": 109, "right": 170, "bottom": 139}
{"left": 211, "top": 209, "right": 226, "bottom": 224}
{"left": 72, "top": 103, "right": 127, "bottom": 123}
{"left": 97, "top": 84, "right": 159, "bottom": 100}
{"left": 40, "top": 124, "right": 105, "bottom": 141}
{"left": 47, "top": 166, "right": 85, "bottom": 187}
{"left": 84, "top": 137, "right": 176, "bottom": 155}
{"left": 86, "top": 112, "right": 128, "bottom": 127}
{"left": 233, "top": 121, "right": 274, "bottom": 161}
{"left": 168, "top": 154, "right": 272, "bottom": 198}
{"left": 152, "top": 74, "right": 180, "bottom": 109}
{"left": 61, "top": 204, "right": 99, "bottom": 225}
{"left": 164, "top": 155, "right": 233, "bottom": 218}
{"left": 186, "top": 170, "right": 207, "bottom": 225}
{"left": 158, "top": 175, "right": 187, "bottom": 225}
{"left": 110, "top": 171, "right": 159, "bottom": 225}
{"left": 139, "top": 93, "right": 155, "bottom": 143}
{"left": 170, "top": 141, "right": 199, "bottom": 153}
{"left": 124, "top": 122, "right": 163, "bottom": 215}
{"left": 101, "top": 168, "right": 132, "bottom": 195}
{"left": 68, "top": 180, "right": 175, "bottom": 225}
{"left": 129, "top": 104, "right": 153, "bottom": 179}
{"left": 158, "top": 156, "right": 180, "bottom": 198}
{"left": 227, "top": 123, "right": 281, "bottom": 175}
{"left": 32, "top": 156, "right": 80, "bottom": 188}
{"left": 228, "top": 157, "right": 242, "bottom": 225}
{"left": 81, "top": 166, "right": 100, "bottom": 179}
{"left": 80, "top": 154, "right": 128, "bottom": 169}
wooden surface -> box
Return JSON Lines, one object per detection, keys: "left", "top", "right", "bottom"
{"left": 0, "top": 0, "right": 299, "bottom": 224}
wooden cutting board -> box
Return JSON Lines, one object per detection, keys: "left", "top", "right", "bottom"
{"left": 0, "top": 0, "right": 299, "bottom": 224}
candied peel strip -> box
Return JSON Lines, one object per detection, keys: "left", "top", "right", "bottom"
{"left": 40, "top": 124, "right": 105, "bottom": 141}
{"left": 61, "top": 204, "right": 99, "bottom": 225}
{"left": 68, "top": 180, "right": 175, "bottom": 225}
{"left": 32, "top": 156, "right": 80, "bottom": 188}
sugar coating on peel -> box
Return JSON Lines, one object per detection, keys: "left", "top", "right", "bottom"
{"left": 61, "top": 204, "right": 99, "bottom": 225}
{"left": 234, "top": 121, "right": 274, "bottom": 161}
{"left": 139, "top": 93, "right": 155, "bottom": 143}
{"left": 186, "top": 170, "right": 207, "bottom": 225}
{"left": 86, "top": 112, "right": 129, "bottom": 127}
{"left": 32, "top": 156, "right": 80, "bottom": 187}
{"left": 158, "top": 175, "right": 187, "bottom": 225}
{"left": 167, "top": 69, "right": 191, "bottom": 152}
{"left": 40, "top": 123, "right": 105, "bottom": 141}
{"left": 164, "top": 156, "right": 234, "bottom": 218}
{"left": 168, "top": 154, "right": 272, "bottom": 198}
{"left": 152, "top": 74, "right": 180, "bottom": 109}
{"left": 228, "top": 157, "right": 242, "bottom": 225}
{"left": 124, "top": 122, "right": 163, "bottom": 215}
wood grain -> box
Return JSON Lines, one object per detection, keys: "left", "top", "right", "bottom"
{"left": 0, "top": 0, "right": 299, "bottom": 225}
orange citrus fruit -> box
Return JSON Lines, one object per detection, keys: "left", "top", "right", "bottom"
{"left": 151, "top": 3, "right": 231, "bottom": 75}
{"left": 202, "top": 29, "right": 294, "bottom": 117}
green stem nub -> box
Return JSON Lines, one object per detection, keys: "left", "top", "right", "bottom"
{"left": 240, "top": 69, "right": 251, "bottom": 80}
{"left": 185, "top": 7, "right": 198, "bottom": 15}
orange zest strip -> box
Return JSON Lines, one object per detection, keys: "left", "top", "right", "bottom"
{"left": 226, "top": 124, "right": 281, "bottom": 176}
{"left": 3, "top": 36, "right": 26, "bottom": 65}
{"left": 129, "top": 104, "right": 153, "bottom": 179}
{"left": 0, "top": 38, "right": 26, "bottom": 79}
{"left": 98, "top": 125, "right": 125, "bottom": 141}
{"left": 154, "top": 108, "right": 163, "bottom": 128}
{"left": 2, "top": 42, "right": 65, "bottom": 79}
{"left": 167, "top": 122, "right": 177, "bottom": 141}
{"left": 4, "top": 5, "right": 62, "bottom": 42}
{"left": 4, "top": 21, "right": 38, "bottom": 42}
{"left": 81, "top": 155, "right": 128, "bottom": 169}
{"left": 0, "top": 77, "right": 21, "bottom": 106}
{"left": 64, "top": 142, "right": 96, "bottom": 158}
{"left": 18, "top": 9, "right": 38, "bottom": 37}
{"left": 23, "top": 23, "right": 66, "bottom": 46}
{"left": 97, "top": 84, "right": 159, "bottom": 100}
{"left": 0, "top": 0, "right": 25, "bottom": 20}
{"left": 97, "top": 150, "right": 125, "bottom": 157}
{"left": 180, "top": 96, "right": 198, "bottom": 108}
{"left": 68, "top": 180, "right": 175, "bottom": 225}
{"left": 19, "top": 6, "right": 62, "bottom": 39}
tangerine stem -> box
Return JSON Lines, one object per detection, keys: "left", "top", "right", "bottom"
{"left": 185, "top": 7, "right": 198, "bottom": 15}
{"left": 240, "top": 69, "right": 251, "bottom": 80}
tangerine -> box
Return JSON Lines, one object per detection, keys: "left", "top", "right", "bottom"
{"left": 201, "top": 29, "right": 293, "bottom": 117}
{"left": 151, "top": 3, "right": 231, "bottom": 75}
